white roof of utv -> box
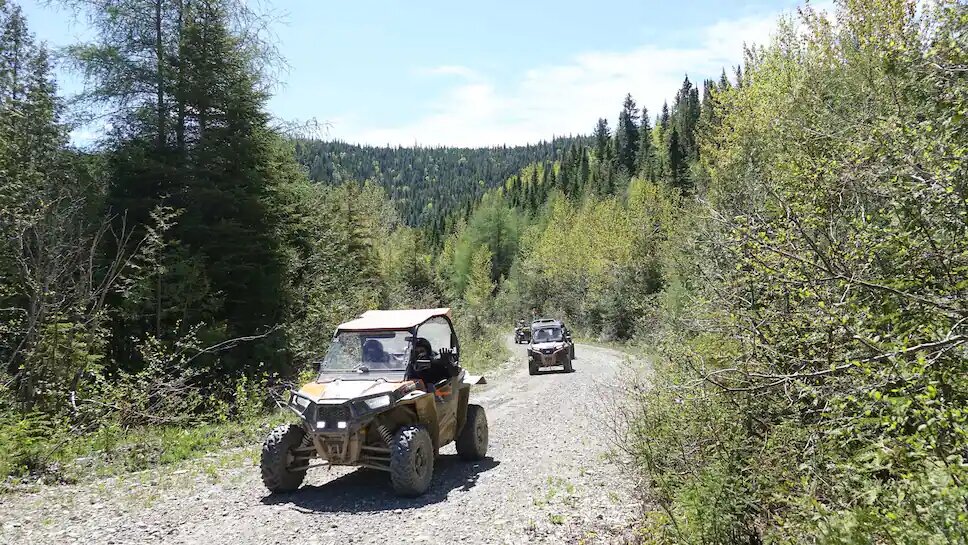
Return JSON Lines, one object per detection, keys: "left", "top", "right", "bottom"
{"left": 336, "top": 308, "right": 452, "bottom": 332}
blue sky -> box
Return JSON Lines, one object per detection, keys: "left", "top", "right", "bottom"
{"left": 19, "top": 0, "right": 819, "bottom": 147}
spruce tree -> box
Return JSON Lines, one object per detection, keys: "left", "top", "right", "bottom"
{"left": 718, "top": 68, "right": 731, "bottom": 91}
{"left": 578, "top": 148, "right": 590, "bottom": 195}
{"left": 667, "top": 126, "right": 685, "bottom": 190}
{"left": 635, "top": 107, "right": 654, "bottom": 178}
{"left": 614, "top": 93, "right": 639, "bottom": 175}
{"left": 671, "top": 75, "right": 701, "bottom": 161}
{"left": 593, "top": 117, "right": 611, "bottom": 160}
{"left": 174, "top": 0, "right": 291, "bottom": 369}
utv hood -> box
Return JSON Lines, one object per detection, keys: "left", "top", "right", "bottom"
{"left": 298, "top": 378, "right": 413, "bottom": 402}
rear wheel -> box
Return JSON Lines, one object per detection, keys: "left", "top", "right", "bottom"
{"left": 456, "top": 404, "right": 488, "bottom": 460}
{"left": 390, "top": 425, "right": 434, "bottom": 497}
{"left": 261, "top": 424, "right": 308, "bottom": 492}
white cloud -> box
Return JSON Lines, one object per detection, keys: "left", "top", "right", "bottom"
{"left": 338, "top": 5, "right": 811, "bottom": 147}
{"left": 417, "top": 65, "right": 483, "bottom": 81}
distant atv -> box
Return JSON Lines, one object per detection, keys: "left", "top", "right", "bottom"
{"left": 514, "top": 319, "right": 531, "bottom": 344}
{"left": 261, "top": 308, "right": 489, "bottom": 497}
{"left": 527, "top": 318, "right": 576, "bottom": 375}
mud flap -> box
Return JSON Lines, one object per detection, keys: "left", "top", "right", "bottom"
{"left": 463, "top": 374, "right": 486, "bottom": 385}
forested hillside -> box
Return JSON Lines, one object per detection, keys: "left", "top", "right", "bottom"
{"left": 2, "top": 0, "right": 967, "bottom": 542}
{"left": 292, "top": 138, "right": 583, "bottom": 228}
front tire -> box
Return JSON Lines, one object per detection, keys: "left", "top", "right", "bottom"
{"left": 390, "top": 425, "right": 434, "bottom": 497}
{"left": 456, "top": 404, "right": 488, "bottom": 461}
{"left": 261, "top": 424, "right": 308, "bottom": 493}
{"left": 564, "top": 356, "right": 574, "bottom": 373}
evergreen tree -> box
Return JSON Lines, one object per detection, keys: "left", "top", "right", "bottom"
{"left": 718, "top": 67, "right": 731, "bottom": 91}
{"left": 635, "top": 107, "right": 654, "bottom": 178}
{"left": 671, "top": 75, "right": 701, "bottom": 161}
{"left": 593, "top": 117, "right": 610, "bottom": 160}
{"left": 667, "top": 126, "right": 685, "bottom": 190}
{"left": 578, "top": 148, "right": 590, "bottom": 194}
{"left": 171, "top": 0, "right": 292, "bottom": 370}
{"left": 614, "top": 93, "right": 639, "bottom": 174}
{"left": 509, "top": 174, "right": 521, "bottom": 208}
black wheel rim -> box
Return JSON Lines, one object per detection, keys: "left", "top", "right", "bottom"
{"left": 476, "top": 418, "right": 487, "bottom": 450}
{"left": 414, "top": 443, "right": 428, "bottom": 477}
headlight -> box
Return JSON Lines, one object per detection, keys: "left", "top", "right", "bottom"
{"left": 364, "top": 395, "right": 391, "bottom": 410}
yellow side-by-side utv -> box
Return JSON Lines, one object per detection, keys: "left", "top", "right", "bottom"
{"left": 261, "top": 308, "right": 489, "bottom": 497}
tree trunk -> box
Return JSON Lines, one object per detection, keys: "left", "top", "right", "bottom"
{"left": 155, "top": 0, "right": 166, "bottom": 150}
{"left": 175, "top": 0, "right": 186, "bottom": 152}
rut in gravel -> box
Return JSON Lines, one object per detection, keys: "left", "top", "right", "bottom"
{"left": 0, "top": 340, "right": 643, "bottom": 545}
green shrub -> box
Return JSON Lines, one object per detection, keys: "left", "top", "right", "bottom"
{"left": 0, "top": 412, "right": 54, "bottom": 478}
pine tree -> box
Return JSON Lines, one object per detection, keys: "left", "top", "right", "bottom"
{"left": 578, "top": 148, "right": 590, "bottom": 195}
{"left": 527, "top": 166, "right": 539, "bottom": 210}
{"left": 173, "top": 0, "right": 292, "bottom": 369}
{"left": 718, "top": 68, "right": 731, "bottom": 91}
{"left": 667, "top": 126, "right": 685, "bottom": 190}
{"left": 593, "top": 117, "right": 611, "bottom": 160}
{"left": 614, "top": 93, "right": 639, "bottom": 175}
{"left": 671, "top": 75, "right": 701, "bottom": 161}
{"left": 635, "top": 107, "right": 654, "bottom": 178}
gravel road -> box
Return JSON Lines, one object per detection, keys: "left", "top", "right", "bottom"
{"left": 0, "top": 339, "right": 641, "bottom": 544}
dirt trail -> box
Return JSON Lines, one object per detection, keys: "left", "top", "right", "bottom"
{"left": 0, "top": 339, "right": 641, "bottom": 544}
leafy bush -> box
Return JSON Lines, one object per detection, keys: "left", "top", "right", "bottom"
{"left": 0, "top": 411, "right": 54, "bottom": 479}
{"left": 629, "top": 1, "right": 968, "bottom": 542}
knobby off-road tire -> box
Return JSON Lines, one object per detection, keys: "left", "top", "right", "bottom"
{"left": 529, "top": 360, "right": 539, "bottom": 375}
{"left": 390, "top": 425, "right": 434, "bottom": 497}
{"left": 261, "top": 423, "right": 307, "bottom": 493}
{"left": 456, "top": 404, "right": 488, "bottom": 461}
{"left": 564, "top": 356, "right": 574, "bottom": 373}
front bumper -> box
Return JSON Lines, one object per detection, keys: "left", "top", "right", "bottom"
{"left": 530, "top": 348, "right": 569, "bottom": 368}
{"left": 288, "top": 393, "right": 389, "bottom": 465}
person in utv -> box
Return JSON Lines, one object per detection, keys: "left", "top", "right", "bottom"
{"left": 410, "top": 337, "right": 458, "bottom": 392}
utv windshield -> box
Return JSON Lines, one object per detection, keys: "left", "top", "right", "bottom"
{"left": 532, "top": 326, "right": 563, "bottom": 343}
{"left": 318, "top": 330, "right": 412, "bottom": 376}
